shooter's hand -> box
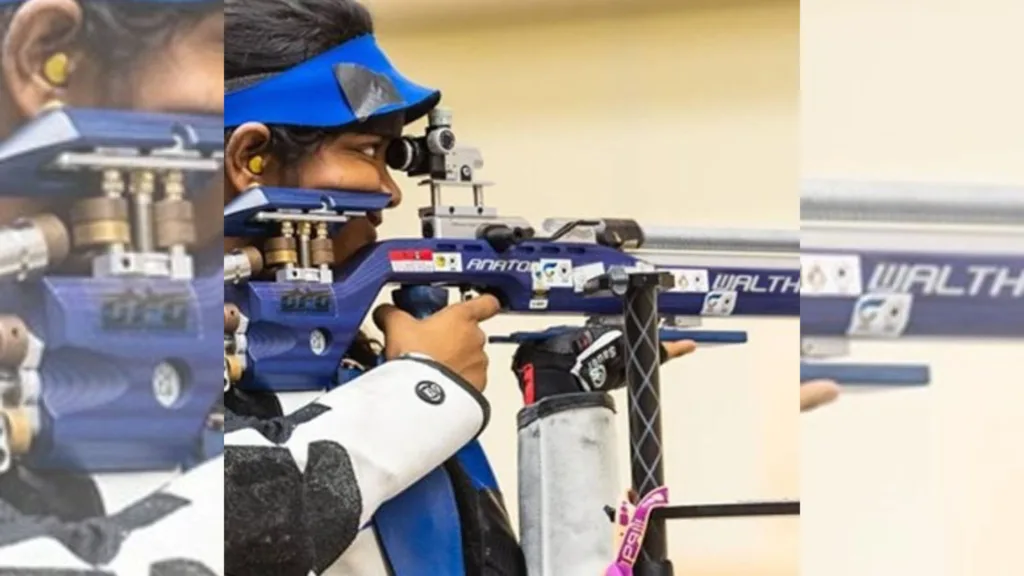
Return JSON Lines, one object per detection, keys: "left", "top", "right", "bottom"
{"left": 801, "top": 380, "right": 840, "bottom": 412}
{"left": 373, "top": 295, "right": 502, "bottom": 392}
{"left": 511, "top": 327, "right": 697, "bottom": 404}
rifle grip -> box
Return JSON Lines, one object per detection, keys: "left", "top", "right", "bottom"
{"left": 393, "top": 285, "right": 449, "bottom": 319}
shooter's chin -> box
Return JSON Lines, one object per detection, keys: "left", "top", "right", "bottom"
{"left": 334, "top": 216, "right": 379, "bottom": 264}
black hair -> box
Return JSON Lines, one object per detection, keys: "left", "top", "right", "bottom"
{"left": 0, "top": 1, "right": 213, "bottom": 99}
{"left": 224, "top": 0, "right": 376, "bottom": 164}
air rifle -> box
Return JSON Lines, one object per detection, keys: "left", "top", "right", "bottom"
{"left": 800, "top": 179, "right": 1024, "bottom": 386}
{"left": 0, "top": 107, "right": 224, "bottom": 474}
{"left": 223, "top": 110, "right": 801, "bottom": 394}
{"left": 224, "top": 108, "right": 802, "bottom": 574}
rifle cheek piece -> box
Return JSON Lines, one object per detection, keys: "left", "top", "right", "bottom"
{"left": 0, "top": 107, "right": 223, "bottom": 473}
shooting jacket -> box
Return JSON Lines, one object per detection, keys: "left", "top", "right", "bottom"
{"left": 0, "top": 460, "right": 223, "bottom": 574}
{"left": 223, "top": 356, "right": 526, "bottom": 575}
{"left": 0, "top": 354, "right": 604, "bottom": 575}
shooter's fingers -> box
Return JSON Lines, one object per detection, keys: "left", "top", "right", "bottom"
{"left": 372, "top": 303, "right": 416, "bottom": 333}
{"left": 448, "top": 294, "right": 502, "bottom": 322}
{"left": 662, "top": 340, "right": 698, "bottom": 360}
{"left": 800, "top": 380, "right": 840, "bottom": 412}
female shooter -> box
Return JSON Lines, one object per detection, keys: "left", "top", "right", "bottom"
{"left": 222, "top": 0, "right": 696, "bottom": 574}
{"left": 0, "top": 0, "right": 224, "bottom": 572}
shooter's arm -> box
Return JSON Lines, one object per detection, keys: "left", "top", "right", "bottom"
{"left": 224, "top": 357, "right": 488, "bottom": 574}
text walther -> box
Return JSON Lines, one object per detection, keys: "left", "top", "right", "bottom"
{"left": 868, "top": 263, "right": 1024, "bottom": 298}
{"left": 712, "top": 273, "right": 800, "bottom": 294}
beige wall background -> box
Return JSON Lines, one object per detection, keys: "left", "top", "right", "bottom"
{"left": 372, "top": 0, "right": 800, "bottom": 574}
{"left": 802, "top": 0, "right": 1024, "bottom": 575}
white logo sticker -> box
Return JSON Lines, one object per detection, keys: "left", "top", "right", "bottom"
{"left": 846, "top": 293, "right": 913, "bottom": 337}
{"left": 572, "top": 263, "right": 606, "bottom": 292}
{"left": 665, "top": 268, "right": 710, "bottom": 293}
{"left": 800, "top": 254, "right": 863, "bottom": 296}
{"left": 529, "top": 298, "right": 549, "bottom": 310}
{"left": 532, "top": 259, "right": 574, "bottom": 291}
{"left": 701, "top": 291, "right": 738, "bottom": 316}
{"left": 433, "top": 252, "right": 463, "bottom": 272}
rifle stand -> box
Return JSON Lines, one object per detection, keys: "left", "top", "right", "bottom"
{"left": 591, "top": 267, "right": 676, "bottom": 574}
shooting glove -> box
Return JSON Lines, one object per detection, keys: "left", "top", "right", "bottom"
{"left": 511, "top": 327, "right": 672, "bottom": 404}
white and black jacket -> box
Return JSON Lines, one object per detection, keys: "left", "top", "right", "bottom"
{"left": 0, "top": 355, "right": 509, "bottom": 576}
{"left": 223, "top": 355, "right": 525, "bottom": 575}
{"left": 0, "top": 356, "right": 617, "bottom": 576}
{"left": 0, "top": 458, "right": 224, "bottom": 575}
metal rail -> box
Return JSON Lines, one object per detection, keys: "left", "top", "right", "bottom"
{"left": 802, "top": 179, "right": 1024, "bottom": 226}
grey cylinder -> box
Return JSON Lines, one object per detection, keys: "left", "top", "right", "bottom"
{"left": 802, "top": 179, "right": 1024, "bottom": 225}
{"left": 518, "top": 392, "right": 620, "bottom": 576}
{"left": 0, "top": 215, "right": 69, "bottom": 282}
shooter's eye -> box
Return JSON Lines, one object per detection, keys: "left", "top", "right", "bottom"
{"left": 358, "top": 144, "right": 379, "bottom": 158}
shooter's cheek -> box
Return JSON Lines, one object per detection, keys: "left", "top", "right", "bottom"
{"left": 301, "top": 154, "right": 385, "bottom": 194}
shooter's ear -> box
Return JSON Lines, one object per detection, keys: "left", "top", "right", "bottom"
{"left": 225, "top": 122, "right": 275, "bottom": 196}
{"left": 2, "top": 0, "right": 84, "bottom": 119}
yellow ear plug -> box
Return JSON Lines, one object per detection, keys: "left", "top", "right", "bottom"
{"left": 43, "top": 52, "right": 69, "bottom": 86}
{"left": 248, "top": 156, "right": 265, "bottom": 175}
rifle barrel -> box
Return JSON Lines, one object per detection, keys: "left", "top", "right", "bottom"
{"left": 802, "top": 180, "right": 1024, "bottom": 226}
{"left": 642, "top": 226, "right": 799, "bottom": 253}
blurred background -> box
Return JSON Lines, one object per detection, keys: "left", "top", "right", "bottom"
{"left": 369, "top": 0, "right": 800, "bottom": 574}
{"left": 802, "top": 0, "right": 1024, "bottom": 574}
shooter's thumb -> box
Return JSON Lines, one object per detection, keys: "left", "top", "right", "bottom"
{"left": 373, "top": 303, "right": 415, "bottom": 333}
{"left": 451, "top": 293, "right": 502, "bottom": 322}
{"left": 800, "top": 380, "right": 840, "bottom": 412}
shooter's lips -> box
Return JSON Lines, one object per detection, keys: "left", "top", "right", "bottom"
{"left": 367, "top": 210, "right": 383, "bottom": 227}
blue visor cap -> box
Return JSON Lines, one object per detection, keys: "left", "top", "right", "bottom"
{"left": 225, "top": 34, "right": 441, "bottom": 130}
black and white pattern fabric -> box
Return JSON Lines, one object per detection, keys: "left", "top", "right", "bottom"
{"left": 223, "top": 355, "right": 490, "bottom": 575}
{"left": 0, "top": 459, "right": 224, "bottom": 574}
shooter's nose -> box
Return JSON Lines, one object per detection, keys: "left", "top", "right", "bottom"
{"left": 381, "top": 175, "right": 402, "bottom": 209}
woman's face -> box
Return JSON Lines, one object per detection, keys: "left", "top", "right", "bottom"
{"left": 289, "top": 131, "right": 404, "bottom": 264}
{"left": 225, "top": 114, "right": 405, "bottom": 265}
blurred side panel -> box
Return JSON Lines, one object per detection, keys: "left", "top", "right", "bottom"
{"left": 802, "top": 0, "right": 1024, "bottom": 574}
{"left": 0, "top": 0, "right": 224, "bottom": 573}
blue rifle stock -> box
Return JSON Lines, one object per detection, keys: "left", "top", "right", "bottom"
{"left": 223, "top": 184, "right": 801, "bottom": 392}
{"left": 223, "top": 108, "right": 802, "bottom": 574}
{"left": 0, "top": 107, "right": 223, "bottom": 473}
{"left": 800, "top": 179, "right": 1024, "bottom": 387}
